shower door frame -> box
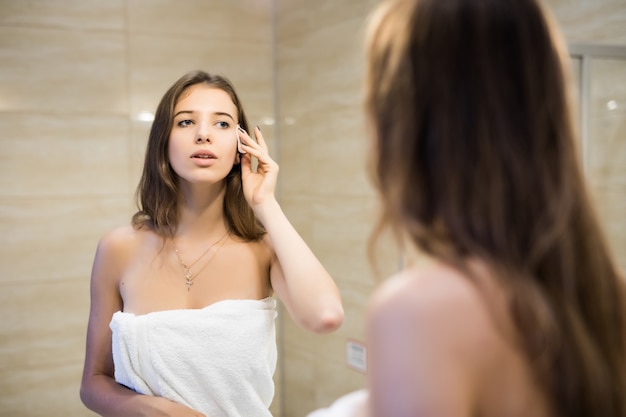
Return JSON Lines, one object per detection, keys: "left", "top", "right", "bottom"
{"left": 569, "top": 43, "right": 626, "bottom": 172}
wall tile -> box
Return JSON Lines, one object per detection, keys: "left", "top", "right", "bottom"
{"left": 0, "top": 27, "right": 127, "bottom": 114}
{"left": 308, "top": 112, "right": 373, "bottom": 198}
{"left": 0, "top": 279, "right": 89, "bottom": 370}
{"left": 276, "top": 0, "right": 379, "bottom": 40}
{"left": 588, "top": 58, "right": 626, "bottom": 187}
{"left": 0, "top": 0, "right": 125, "bottom": 31}
{"left": 130, "top": 119, "right": 152, "bottom": 188}
{"left": 546, "top": 0, "right": 626, "bottom": 43}
{"left": 0, "top": 362, "right": 97, "bottom": 417}
{"left": 311, "top": 195, "right": 397, "bottom": 287}
{"left": 281, "top": 343, "right": 317, "bottom": 417}
{"left": 312, "top": 355, "right": 367, "bottom": 414}
{"left": 127, "top": 34, "right": 272, "bottom": 123}
{"left": 128, "top": 0, "right": 271, "bottom": 40}
{"left": 275, "top": 0, "right": 312, "bottom": 40}
{"left": 586, "top": 57, "right": 626, "bottom": 270}
{"left": 282, "top": 334, "right": 367, "bottom": 417}
{"left": 0, "top": 196, "right": 133, "bottom": 284}
{"left": 279, "top": 19, "right": 373, "bottom": 198}
{"left": 276, "top": 36, "right": 315, "bottom": 117}
{"left": 0, "top": 113, "right": 131, "bottom": 197}
{"left": 276, "top": 3, "right": 390, "bottom": 415}
{"left": 590, "top": 185, "right": 626, "bottom": 271}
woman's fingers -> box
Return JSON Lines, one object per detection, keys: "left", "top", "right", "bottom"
{"left": 237, "top": 126, "right": 267, "bottom": 153}
{"left": 237, "top": 127, "right": 275, "bottom": 170}
{"left": 253, "top": 126, "right": 268, "bottom": 149}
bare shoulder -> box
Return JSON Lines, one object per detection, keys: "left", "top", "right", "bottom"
{"left": 366, "top": 260, "right": 503, "bottom": 415}
{"left": 367, "top": 260, "right": 504, "bottom": 375}
{"left": 369, "top": 261, "right": 490, "bottom": 331}
{"left": 93, "top": 225, "right": 151, "bottom": 278}
{"left": 98, "top": 224, "right": 144, "bottom": 249}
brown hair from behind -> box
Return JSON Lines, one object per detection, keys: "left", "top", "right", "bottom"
{"left": 364, "top": 0, "right": 626, "bottom": 416}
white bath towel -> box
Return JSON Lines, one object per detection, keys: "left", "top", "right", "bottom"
{"left": 110, "top": 297, "right": 277, "bottom": 417}
{"left": 306, "top": 390, "right": 369, "bottom": 417}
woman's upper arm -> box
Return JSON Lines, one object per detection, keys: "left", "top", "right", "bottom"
{"left": 366, "top": 271, "right": 481, "bottom": 417}
{"left": 81, "top": 230, "right": 126, "bottom": 388}
{"left": 266, "top": 237, "right": 344, "bottom": 334}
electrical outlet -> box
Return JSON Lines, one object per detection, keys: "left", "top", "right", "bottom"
{"left": 346, "top": 340, "right": 367, "bottom": 373}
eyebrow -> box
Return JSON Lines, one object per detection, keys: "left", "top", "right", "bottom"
{"left": 173, "top": 110, "right": 235, "bottom": 121}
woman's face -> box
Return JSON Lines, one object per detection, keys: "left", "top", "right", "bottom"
{"left": 168, "top": 84, "right": 240, "bottom": 186}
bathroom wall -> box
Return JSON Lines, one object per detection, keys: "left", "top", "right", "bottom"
{"left": 274, "top": 0, "right": 626, "bottom": 416}
{"left": 0, "top": 1, "right": 275, "bottom": 416}
{"left": 547, "top": 0, "right": 626, "bottom": 272}
{"left": 273, "top": 0, "right": 396, "bottom": 414}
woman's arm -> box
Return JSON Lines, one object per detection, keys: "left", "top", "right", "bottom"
{"left": 238, "top": 127, "right": 344, "bottom": 334}
{"left": 262, "top": 200, "right": 344, "bottom": 333}
{"left": 79, "top": 228, "right": 206, "bottom": 417}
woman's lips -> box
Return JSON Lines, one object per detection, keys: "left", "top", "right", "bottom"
{"left": 190, "top": 150, "right": 217, "bottom": 166}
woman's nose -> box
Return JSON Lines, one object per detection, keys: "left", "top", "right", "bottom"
{"left": 195, "top": 123, "right": 212, "bottom": 143}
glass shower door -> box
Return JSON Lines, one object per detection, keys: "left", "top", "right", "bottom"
{"left": 571, "top": 45, "right": 626, "bottom": 272}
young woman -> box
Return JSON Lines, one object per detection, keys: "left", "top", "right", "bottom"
{"left": 361, "top": 0, "right": 626, "bottom": 416}
{"left": 80, "top": 70, "right": 344, "bottom": 417}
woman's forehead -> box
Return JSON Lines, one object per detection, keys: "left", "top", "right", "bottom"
{"left": 175, "top": 85, "right": 237, "bottom": 114}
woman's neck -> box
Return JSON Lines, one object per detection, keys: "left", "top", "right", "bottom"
{"left": 175, "top": 182, "right": 229, "bottom": 241}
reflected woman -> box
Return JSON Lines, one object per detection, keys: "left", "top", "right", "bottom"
{"left": 80, "top": 70, "right": 344, "bottom": 417}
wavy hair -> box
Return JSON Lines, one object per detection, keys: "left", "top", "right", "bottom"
{"left": 364, "top": 0, "right": 626, "bottom": 415}
{"left": 132, "top": 70, "right": 265, "bottom": 241}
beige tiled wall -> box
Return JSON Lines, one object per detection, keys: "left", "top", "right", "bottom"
{"left": 547, "top": 0, "right": 626, "bottom": 271}
{"left": 274, "top": 0, "right": 398, "bottom": 415}
{"left": 585, "top": 58, "right": 626, "bottom": 271}
{"left": 546, "top": 0, "right": 626, "bottom": 44}
{"left": 0, "top": 1, "right": 274, "bottom": 416}
{"left": 1, "top": 0, "right": 625, "bottom": 416}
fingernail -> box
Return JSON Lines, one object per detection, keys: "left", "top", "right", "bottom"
{"left": 256, "top": 125, "right": 261, "bottom": 131}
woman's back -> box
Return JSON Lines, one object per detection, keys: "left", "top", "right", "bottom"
{"left": 367, "top": 259, "right": 554, "bottom": 417}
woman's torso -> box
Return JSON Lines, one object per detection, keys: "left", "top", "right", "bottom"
{"left": 114, "top": 225, "right": 273, "bottom": 314}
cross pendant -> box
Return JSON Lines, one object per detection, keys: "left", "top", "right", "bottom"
{"left": 185, "top": 270, "right": 193, "bottom": 291}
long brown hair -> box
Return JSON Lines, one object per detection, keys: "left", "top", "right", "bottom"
{"left": 364, "top": 0, "right": 626, "bottom": 415}
{"left": 132, "top": 70, "right": 265, "bottom": 240}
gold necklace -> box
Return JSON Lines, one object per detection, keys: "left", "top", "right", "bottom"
{"left": 172, "top": 231, "right": 229, "bottom": 291}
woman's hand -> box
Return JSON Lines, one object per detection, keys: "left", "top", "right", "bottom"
{"left": 238, "top": 126, "right": 279, "bottom": 208}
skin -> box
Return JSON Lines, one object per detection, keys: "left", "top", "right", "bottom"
{"left": 80, "top": 85, "right": 344, "bottom": 417}
{"left": 366, "top": 258, "right": 553, "bottom": 417}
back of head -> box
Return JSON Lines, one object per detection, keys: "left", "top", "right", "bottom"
{"left": 364, "top": 0, "right": 626, "bottom": 415}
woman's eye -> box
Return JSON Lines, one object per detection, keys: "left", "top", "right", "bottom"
{"left": 177, "top": 119, "right": 193, "bottom": 127}
{"left": 216, "top": 121, "right": 230, "bottom": 129}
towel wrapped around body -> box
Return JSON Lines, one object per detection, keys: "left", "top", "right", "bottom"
{"left": 110, "top": 297, "right": 277, "bottom": 417}
{"left": 306, "top": 390, "right": 369, "bottom": 417}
